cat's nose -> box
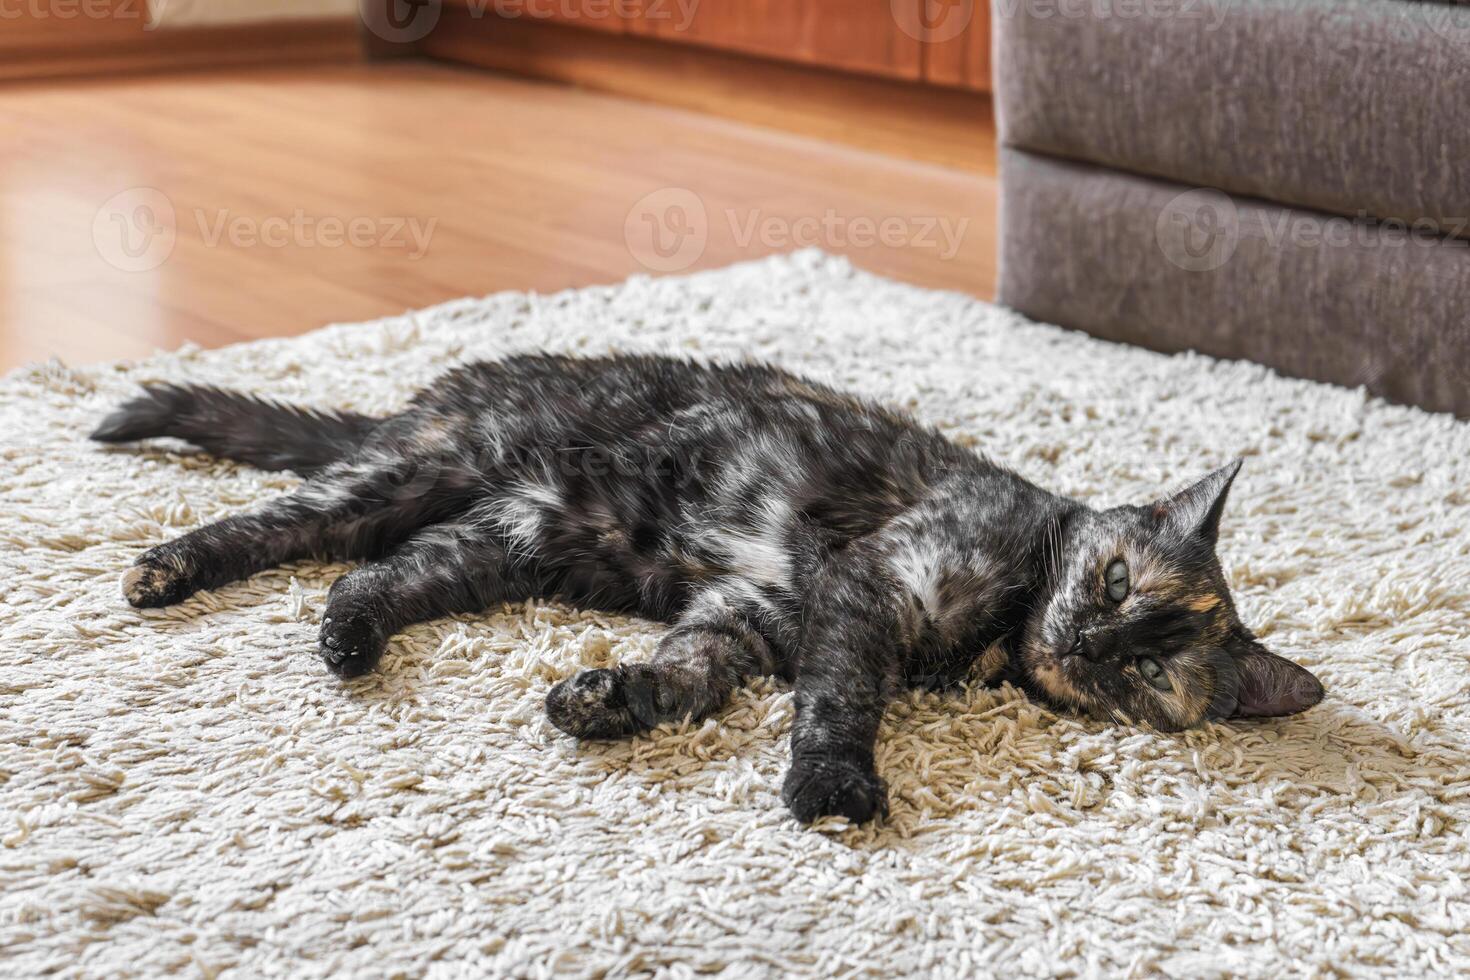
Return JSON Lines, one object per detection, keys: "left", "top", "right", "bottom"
{"left": 1070, "top": 627, "right": 1108, "bottom": 662}
{"left": 1067, "top": 630, "right": 1091, "bottom": 660}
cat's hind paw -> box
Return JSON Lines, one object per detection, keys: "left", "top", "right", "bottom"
{"left": 782, "top": 759, "right": 889, "bottom": 825}
{"left": 121, "top": 555, "right": 192, "bottom": 608}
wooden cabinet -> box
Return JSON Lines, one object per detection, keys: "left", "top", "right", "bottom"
{"left": 491, "top": 0, "right": 628, "bottom": 33}
{"left": 466, "top": 0, "right": 991, "bottom": 91}
{"left": 0, "top": 0, "right": 145, "bottom": 57}
{"left": 919, "top": 1, "right": 991, "bottom": 90}
{"left": 0, "top": 2, "right": 359, "bottom": 83}
{"left": 631, "top": 0, "right": 923, "bottom": 82}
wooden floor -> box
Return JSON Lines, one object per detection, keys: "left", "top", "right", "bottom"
{"left": 0, "top": 62, "right": 997, "bottom": 370}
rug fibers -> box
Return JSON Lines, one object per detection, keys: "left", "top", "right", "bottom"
{"left": 2, "top": 252, "right": 1468, "bottom": 978}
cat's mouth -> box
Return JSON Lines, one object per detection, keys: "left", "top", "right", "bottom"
{"left": 1017, "top": 637, "right": 1096, "bottom": 714}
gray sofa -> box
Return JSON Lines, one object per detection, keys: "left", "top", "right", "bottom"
{"left": 993, "top": 0, "right": 1470, "bottom": 416}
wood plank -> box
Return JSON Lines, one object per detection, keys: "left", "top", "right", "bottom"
{"left": 0, "top": 16, "right": 360, "bottom": 83}
{"left": 420, "top": 11, "right": 995, "bottom": 173}
{"left": 628, "top": 0, "right": 922, "bottom": 81}
{"left": 0, "top": 63, "right": 996, "bottom": 370}
{"left": 918, "top": 0, "right": 992, "bottom": 92}
{"left": 490, "top": 0, "right": 631, "bottom": 32}
{"left": 0, "top": 0, "right": 145, "bottom": 49}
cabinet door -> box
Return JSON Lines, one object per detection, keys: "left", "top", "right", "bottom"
{"left": 0, "top": 0, "right": 145, "bottom": 56}
{"left": 492, "top": 0, "right": 629, "bottom": 33}
{"left": 916, "top": 0, "right": 991, "bottom": 91}
{"left": 630, "top": 0, "right": 923, "bottom": 82}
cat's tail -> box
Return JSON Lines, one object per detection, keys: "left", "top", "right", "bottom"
{"left": 90, "top": 383, "right": 381, "bottom": 476}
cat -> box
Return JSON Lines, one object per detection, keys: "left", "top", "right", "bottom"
{"left": 92, "top": 353, "right": 1324, "bottom": 824}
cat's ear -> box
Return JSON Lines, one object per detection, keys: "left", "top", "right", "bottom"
{"left": 1223, "top": 629, "right": 1324, "bottom": 718}
{"left": 1155, "top": 459, "right": 1242, "bottom": 546}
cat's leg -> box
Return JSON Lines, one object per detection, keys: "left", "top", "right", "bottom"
{"left": 545, "top": 589, "right": 778, "bottom": 739}
{"left": 122, "top": 455, "right": 473, "bottom": 608}
{"left": 317, "top": 508, "right": 539, "bottom": 677}
{"left": 780, "top": 543, "right": 903, "bottom": 825}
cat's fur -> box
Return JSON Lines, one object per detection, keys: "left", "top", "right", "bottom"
{"left": 92, "top": 354, "right": 1324, "bottom": 824}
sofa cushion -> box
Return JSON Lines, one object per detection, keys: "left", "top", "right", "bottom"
{"left": 997, "top": 148, "right": 1470, "bottom": 416}
{"left": 994, "top": 0, "right": 1470, "bottom": 241}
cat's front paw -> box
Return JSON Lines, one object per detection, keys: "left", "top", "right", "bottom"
{"left": 781, "top": 758, "right": 889, "bottom": 825}
{"left": 121, "top": 555, "right": 192, "bottom": 608}
{"left": 545, "top": 667, "right": 647, "bottom": 740}
{"left": 318, "top": 614, "right": 387, "bottom": 679}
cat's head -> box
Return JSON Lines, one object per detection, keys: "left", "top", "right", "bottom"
{"left": 1017, "top": 461, "right": 1323, "bottom": 732}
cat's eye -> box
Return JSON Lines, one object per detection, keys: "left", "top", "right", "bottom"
{"left": 1138, "top": 657, "right": 1171, "bottom": 692}
{"left": 1104, "top": 559, "right": 1129, "bottom": 602}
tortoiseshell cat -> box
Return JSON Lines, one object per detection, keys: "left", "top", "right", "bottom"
{"left": 93, "top": 354, "right": 1323, "bottom": 824}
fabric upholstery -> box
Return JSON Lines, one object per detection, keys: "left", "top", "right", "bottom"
{"left": 997, "top": 148, "right": 1470, "bottom": 417}
{"left": 994, "top": 0, "right": 1470, "bottom": 242}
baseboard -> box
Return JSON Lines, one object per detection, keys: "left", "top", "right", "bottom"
{"left": 0, "top": 18, "right": 362, "bottom": 84}
{"left": 416, "top": 12, "right": 995, "bottom": 174}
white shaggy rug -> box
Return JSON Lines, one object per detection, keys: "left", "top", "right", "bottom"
{"left": 3, "top": 251, "right": 1469, "bottom": 978}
